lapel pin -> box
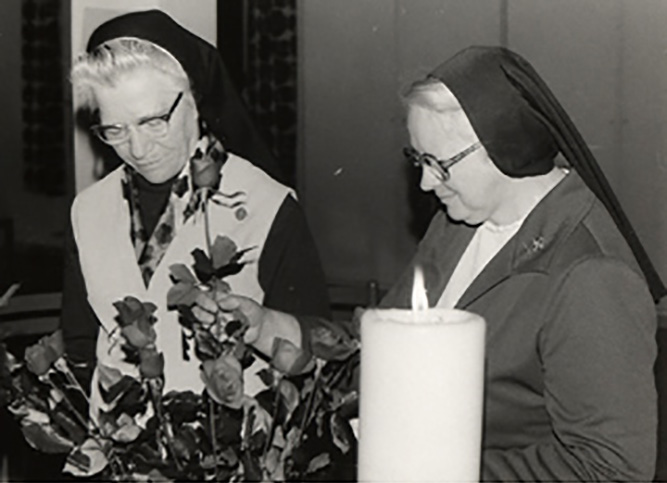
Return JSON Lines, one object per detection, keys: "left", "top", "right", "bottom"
{"left": 235, "top": 207, "right": 248, "bottom": 221}
{"left": 529, "top": 236, "right": 545, "bottom": 253}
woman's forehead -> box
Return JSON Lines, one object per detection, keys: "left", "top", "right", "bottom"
{"left": 407, "top": 105, "right": 479, "bottom": 150}
{"left": 95, "top": 67, "right": 183, "bottom": 119}
{"left": 117, "top": 65, "right": 183, "bottom": 90}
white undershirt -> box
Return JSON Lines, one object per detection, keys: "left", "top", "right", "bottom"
{"left": 436, "top": 217, "right": 524, "bottom": 309}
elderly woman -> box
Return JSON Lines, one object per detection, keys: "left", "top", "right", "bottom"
{"left": 197, "top": 46, "right": 665, "bottom": 481}
{"left": 60, "top": 10, "right": 330, "bottom": 418}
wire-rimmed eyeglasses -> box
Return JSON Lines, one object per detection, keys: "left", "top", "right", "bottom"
{"left": 91, "top": 91, "right": 184, "bottom": 145}
{"left": 404, "top": 141, "right": 482, "bottom": 181}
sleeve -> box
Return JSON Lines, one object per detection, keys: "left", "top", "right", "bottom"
{"left": 482, "top": 258, "right": 658, "bottom": 482}
{"left": 59, "top": 220, "right": 99, "bottom": 391}
{"left": 258, "top": 195, "right": 331, "bottom": 319}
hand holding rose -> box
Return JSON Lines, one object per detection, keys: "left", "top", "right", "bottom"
{"left": 192, "top": 292, "right": 302, "bottom": 358}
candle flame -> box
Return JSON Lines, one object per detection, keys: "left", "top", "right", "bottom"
{"left": 411, "top": 265, "right": 429, "bottom": 311}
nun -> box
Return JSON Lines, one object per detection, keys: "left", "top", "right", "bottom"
{"left": 61, "top": 10, "right": 330, "bottom": 419}
{"left": 196, "top": 46, "right": 665, "bottom": 481}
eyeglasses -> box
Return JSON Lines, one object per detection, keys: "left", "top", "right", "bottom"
{"left": 91, "top": 92, "right": 184, "bottom": 145}
{"left": 404, "top": 141, "right": 482, "bottom": 181}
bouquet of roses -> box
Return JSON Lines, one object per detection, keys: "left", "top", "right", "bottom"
{"left": 162, "top": 236, "right": 360, "bottom": 481}
{"left": 0, "top": 149, "right": 361, "bottom": 481}
{"left": 0, "top": 329, "right": 129, "bottom": 477}
{"left": 0, "top": 239, "right": 360, "bottom": 481}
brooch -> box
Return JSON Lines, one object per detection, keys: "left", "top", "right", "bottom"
{"left": 235, "top": 207, "right": 248, "bottom": 221}
{"left": 529, "top": 236, "right": 545, "bottom": 253}
{"left": 521, "top": 235, "right": 546, "bottom": 259}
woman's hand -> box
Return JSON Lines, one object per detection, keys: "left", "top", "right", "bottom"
{"left": 192, "top": 292, "right": 263, "bottom": 344}
{"left": 192, "top": 292, "right": 302, "bottom": 357}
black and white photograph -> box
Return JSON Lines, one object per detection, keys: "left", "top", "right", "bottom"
{"left": 1, "top": 1, "right": 667, "bottom": 481}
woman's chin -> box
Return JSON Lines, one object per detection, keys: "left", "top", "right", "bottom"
{"left": 444, "top": 205, "right": 482, "bottom": 225}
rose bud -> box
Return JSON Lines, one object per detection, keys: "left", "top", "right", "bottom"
{"left": 121, "top": 320, "right": 156, "bottom": 349}
{"left": 139, "top": 348, "right": 164, "bottom": 379}
{"left": 113, "top": 296, "right": 157, "bottom": 327}
{"left": 200, "top": 353, "right": 243, "bottom": 409}
{"left": 25, "top": 344, "right": 55, "bottom": 376}
{"left": 43, "top": 330, "right": 65, "bottom": 359}
{"left": 271, "top": 338, "right": 314, "bottom": 376}
{"left": 190, "top": 155, "right": 223, "bottom": 191}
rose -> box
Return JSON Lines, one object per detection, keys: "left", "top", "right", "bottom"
{"left": 271, "top": 338, "right": 313, "bottom": 376}
{"left": 200, "top": 353, "right": 243, "bottom": 409}
{"left": 120, "top": 320, "right": 156, "bottom": 349}
{"left": 309, "top": 321, "right": 359, "bottom": 361}
{"left": 113, "top": 296, "right": 157, "bottom": 328}
{"left": 44, "top": 330, "right": 65, "bottom": 358}
{"left": 25, "top": 345, "right": 53, "bottom": 376}
{"left": 190, "top": 155, "right": 223, "bottom": 191}
{"left": 113, "top": 296, "right": 158, "bottom": 349}
{"left": 139, "top": 347, "right": 164, "bottom": 379}
{"left": 24, "top": 330, "right": 65, "bottom": 376}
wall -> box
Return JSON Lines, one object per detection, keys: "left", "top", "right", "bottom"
{"left": 0, "top": 0, "right": 23, "bottom": 222}
{"left": 71, "top": 0, "right": 217, "bottom": 193}
{"left": 300, "top": 0, "right": 501, "bottom": 288}
{"left": 0, "top": 0, "right": 70, "bottom": 293}
{"left": 618, "top": 0, "right": 667, "bottom": 288}
{"left": 300, "top": 0, "right": 667, "bottom": 290}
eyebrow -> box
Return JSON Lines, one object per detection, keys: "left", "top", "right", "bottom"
{"left": 96, "top": 100, "right": 176, "bottom": 128}
{"left": 137, "top": 105, "right": 172, "bottom": 123}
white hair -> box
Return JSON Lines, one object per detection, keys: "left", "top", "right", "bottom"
{"left": 401, "top": 77, "right": 462, "bottom": 114}
{"left": 71, "top": 37, "right": 191, "bottom": 112}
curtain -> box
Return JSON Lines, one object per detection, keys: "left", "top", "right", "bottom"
{"left": 22, "top": 0, "right": 66, "bottom": 196}
{"left": 245, "top": 0, "right": 298, "bottom": 187}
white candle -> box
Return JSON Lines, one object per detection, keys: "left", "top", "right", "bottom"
{"left": 358, "top": 270, "right": 486, "bottom": 482}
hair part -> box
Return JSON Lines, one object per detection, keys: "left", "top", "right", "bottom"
{"left": 71, "top": 37, "right": 192, "bottom": 112}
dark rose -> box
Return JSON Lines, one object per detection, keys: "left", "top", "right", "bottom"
{"left": 25, "top": 345, "right": 53, "bottom": 376}
{"left": 113, "top": 296, "right": 157, "bottom": 328}
{"left": 24, "top": 330, "right": 66, "bottom": 375}
{"left": 139, "top": 348, "right": 164, "bottom": 379}
{"left": 200, "top": 353, "right": 243, "bottom": 409}
{"left": 113, "top": 296, "right": 158, "bottom": 350}
{"left": 44, "top": 330, "right": 65, "bottom": 359}
{"left": 190, "top": 156, "right": 223, "bottom": 190}
{"left": 310, "top": 323, "right": 359, "bottom": 361}
{"left": 120, "top": 319, "right": 156, "bottom": 349}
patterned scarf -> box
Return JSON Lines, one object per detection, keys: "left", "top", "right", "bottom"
{"left": 121, "top": 132, "right": 228, "bottom": 286}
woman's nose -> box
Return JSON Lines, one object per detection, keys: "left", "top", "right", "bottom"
{"left": 127, "top": 126, "right": 152, "bottom": 159}
{"left": 419, "top": 167, "right": 441, "bottom": 192}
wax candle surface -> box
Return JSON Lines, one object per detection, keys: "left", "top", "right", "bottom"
{"left": 358, "top": 308, "right": 485, "bottom": 483}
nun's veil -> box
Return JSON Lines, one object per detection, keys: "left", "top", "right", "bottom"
{"left": 87, "top": 9, "right": 285, "bottom": 184}
{"left": 430, "top": 46, "right": 666, "bottom": 302}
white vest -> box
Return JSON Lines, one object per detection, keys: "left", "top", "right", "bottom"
{"left": 71, "top": 155, "right": 292, "bottom": 417}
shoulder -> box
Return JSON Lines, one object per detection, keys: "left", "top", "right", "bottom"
{"left": 543, "top": 254, "right": 656, "bottom": 341}
{"left": 559, "top": 255, "right": 651, "bottom": 300}
{"left": 524, "top": 172, "right": 643, "bottom": 281}
{"left": 223, "top": 154, "right": 293, "bottom": 199}
{"left": 204, "top": 155, "right": 296, "bottom": 247}
{"left": 263, "top": 196, "right": 312, "bottom": 247}
{"left": 71, "top": 167, "right": 126, "bottom": 224}
{"left": 72, "top": 167, "right": 125, "bottom": 212}
{"left": 548, "top": 199, "right": 643, "bottom": 282}
{"left": 539, "top": 199, "right": 654, "bottom": 321}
